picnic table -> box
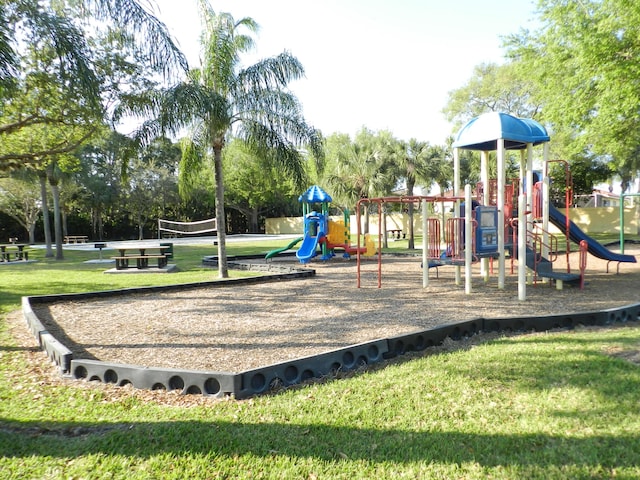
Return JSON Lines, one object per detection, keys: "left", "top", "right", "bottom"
{"left": 64, "top": 235, "right": 89, "bottom": 244}
{"left": 111, "top": 244, "right": 171, "bottom": 270}
{"left": 386, "top": 229, "right": 405, "bottom": 240}
{"left": 0, "top": 244, "right": 29, "bottom": 262}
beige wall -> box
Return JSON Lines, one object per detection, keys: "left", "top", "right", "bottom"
{"left": 567, "top": 207, "right": 637, "bottom": 235}
{"left": 265, "top": 207, "right": 638, "bottom": 236}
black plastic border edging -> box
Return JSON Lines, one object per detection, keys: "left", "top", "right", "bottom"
{"left": 237, "top": 339, "right": 389, "bottom": 399}
{"left": 21, "top": 265, "right": 640, "bottom": 399}
{"left": 22, "top": 297, "right": 72, "bottom": 373}
{"left": 70, "top": 359, "right": 240, "bottom": 397}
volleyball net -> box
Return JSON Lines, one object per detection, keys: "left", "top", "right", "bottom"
{"left": 158, "top": 218, "right": 217, "bottom": 238}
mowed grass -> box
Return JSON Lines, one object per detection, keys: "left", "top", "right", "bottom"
{"left": 1, "top": 237, "right": 640, "bottom": 479}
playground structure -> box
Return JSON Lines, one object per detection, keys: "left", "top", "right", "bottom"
{"left": 356, "top": 112, "right": 637, "bottom": 299}
{"left": 266, "top": 185, "right": 375, "bottom": 263}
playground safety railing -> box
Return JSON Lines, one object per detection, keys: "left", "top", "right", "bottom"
{"left": 511, "top": 216, "right": 588, "bottom": 289}
{"left": 509, "top": 218, "right": 559, "bottom": 275}
{"left": 425, "top": 217, "right": 479, "bottom": 263}
{"left": 445, "top": 217, "right": 478, "bottom": 261}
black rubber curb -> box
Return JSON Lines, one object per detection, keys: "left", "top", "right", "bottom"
{"left": 21, "top": 264, "right": 640, "bottom": 399}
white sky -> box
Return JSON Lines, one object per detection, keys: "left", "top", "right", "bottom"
{"left": 152, "top": 0, "right": 538, "bottom": 145}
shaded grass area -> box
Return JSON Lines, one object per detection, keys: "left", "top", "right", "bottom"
{"left": 1, "top": 237, "right": 640, "bottom": 478}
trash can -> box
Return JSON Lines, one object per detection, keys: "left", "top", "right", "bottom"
{"left": 160, "top": 242, "right": 173, "bottom": 260}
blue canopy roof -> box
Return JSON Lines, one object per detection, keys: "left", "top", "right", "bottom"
{"left": 452, "top": 112, "right": 550, "bottom": 151}
{"left": 298, "top": 185, "right": 332, "bottom": 203}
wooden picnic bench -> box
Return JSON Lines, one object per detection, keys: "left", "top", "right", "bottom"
{"left": 111, "top": 244, "right": 171, "bottom": 270}
{"left": 64, "top": 235, "right": 89, "bottom": 244}
{"left": 0, "top": 244, "right": 29, "bottom": 262}
{"left": 112, "top": 254, "right": 168, "bottom": 270}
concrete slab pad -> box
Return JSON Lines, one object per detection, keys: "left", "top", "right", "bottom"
{"left": 103, "top": 264, "right": 177, "bottom": 274}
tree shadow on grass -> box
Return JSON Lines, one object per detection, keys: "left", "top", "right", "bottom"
{"left": 0, "top": 418, "right": 638, "bottom": 471}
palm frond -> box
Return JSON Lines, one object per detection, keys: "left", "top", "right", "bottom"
{"left": 236, "top": 52, "right": 305, "bottom": 93}
{"left": 0, "top": 7, "right": 18, "bottom": 90}
{"left": 159, "top": 82, "right": 230, "bottom": 135}
{"left": 198, "top": 9, "right": 255, "bottom": 94}
{"left": 239, "top": 121, "right": 307, "bottom": 188}
{"left": 82, "top": 0, "right": 188, "bottom": 77}
{"left": 23, "top": 5, "right": 102, "bottom": 108}
{"left": 177, "top": 136, "right": 208, "bottom": 197}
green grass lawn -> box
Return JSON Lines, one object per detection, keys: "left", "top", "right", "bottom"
{"left": 1, "top": 237, "right": 640, "bottom": 479}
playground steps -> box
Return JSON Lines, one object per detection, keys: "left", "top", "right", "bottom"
{"left": 525, "top": 248, "right": 581, "bottom": 289}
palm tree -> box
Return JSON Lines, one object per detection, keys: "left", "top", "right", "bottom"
{"left": 1, "top": 0, "right": 187, "bottom": 171}
{"left": 1, "top": 0, "right": 186, "bottom": 96}
{"left": 135, "top": 2, "right": 322, "bottom": 278}
{"left": 325, "top": 129, "right": 395, "bottom": 234}
{"left": 396, "top": 139, "right": 434, "bottom": 249}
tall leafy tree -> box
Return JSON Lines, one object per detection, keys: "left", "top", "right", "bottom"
{"left": 134, "top": 2, "right": 323, "bottom": 278}
{"left": 125, "top": 137, "right": 181, "bottom": 239}
{"left": 0, "top": 170, "right": 42, "bottom": 243}
{"left": 396, "top": 139, "right": 446, "bottom": 249}
{"left": 324, "top": 128, "right": 396, "bottom": 208}
{"left": 1, "top": 27, "right": 106, "bottom": 258}
{"left": 505, "top": 0, "right": 640, "bottom": 191}
{"left": 75, "top": 131, "right": 131, "bottom": 240}
{"left": 323, "top": 128, "right": 397, "bottom": 234}
{"left": 1, "top": 0, "right": 186, "bottom": 170}
{"left": 223, "top": 139, "right": 298, "bottom": 233}
{"left": 443, "top": 61, "right": 542, "bottom": 132}
{"left": 0, "top": 0, "right": 186, "bottom": 98}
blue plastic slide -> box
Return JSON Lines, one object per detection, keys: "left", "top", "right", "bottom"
{"left": 296, "top": 234, "right": 320, "bottom": 262}
{"left": 548, "top": 204, "right": 636, "bottom": 263}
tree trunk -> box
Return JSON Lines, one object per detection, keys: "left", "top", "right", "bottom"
{"left": 49, "top": 180, "right": 64, "bottom": 260}
{"left": 213, "top": 145, "right": 228, "bottom": 278}
{"left": 250, "top": 207, "right": 259, "bottom": 233}
{"left": 94, "top": 205, "right": 104, "bottom": 240}
{"left": 138, "top": 214, "right": 144, "bottom": 240}
{"left": 28, "top": 223, "right": 36, "bottom": 244}
{"left": 38, "top": 174, "right": 54, "bottom": 258}
{"left": 62, "top": 207, "right": 68, "bottom": 239}
{"left": 636, "top": 173, "right": 640, "bottom": 235}
{"left": 364, "top": 206, "right": 370, "bottom": 235}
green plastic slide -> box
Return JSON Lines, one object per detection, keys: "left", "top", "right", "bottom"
{"left": 264, "top": 237, "right": 303, "bottom": 260}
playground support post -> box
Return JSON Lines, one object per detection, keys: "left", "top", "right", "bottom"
{"left": 465, "top": 185, "right": 473, "bottom": 294}
{"left": 620, "top": 193, "right": 640, "bottom": 254}
{"left": 497, "top": 139, "right": 506, "bottom": 289}
{"left": 453, "top": 149, "right": 462, "bottom": 286}
{"left": 542, "top": 176, "right": 550, "bottom": 260}
{"left": 518, "top": 193, "right": 527, "bottom": 301}
{"left": 480, "top": 151, "right": 490, "bottom": 280}
{"left": 422, "top": 199, "right": 429, "bottom": 288}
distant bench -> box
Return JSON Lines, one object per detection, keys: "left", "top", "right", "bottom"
{"left": 64, "top": 235, "right": 88, "bottom": 244}
{"left": 387, "top": 229, "right": 406, "bottom": 240}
